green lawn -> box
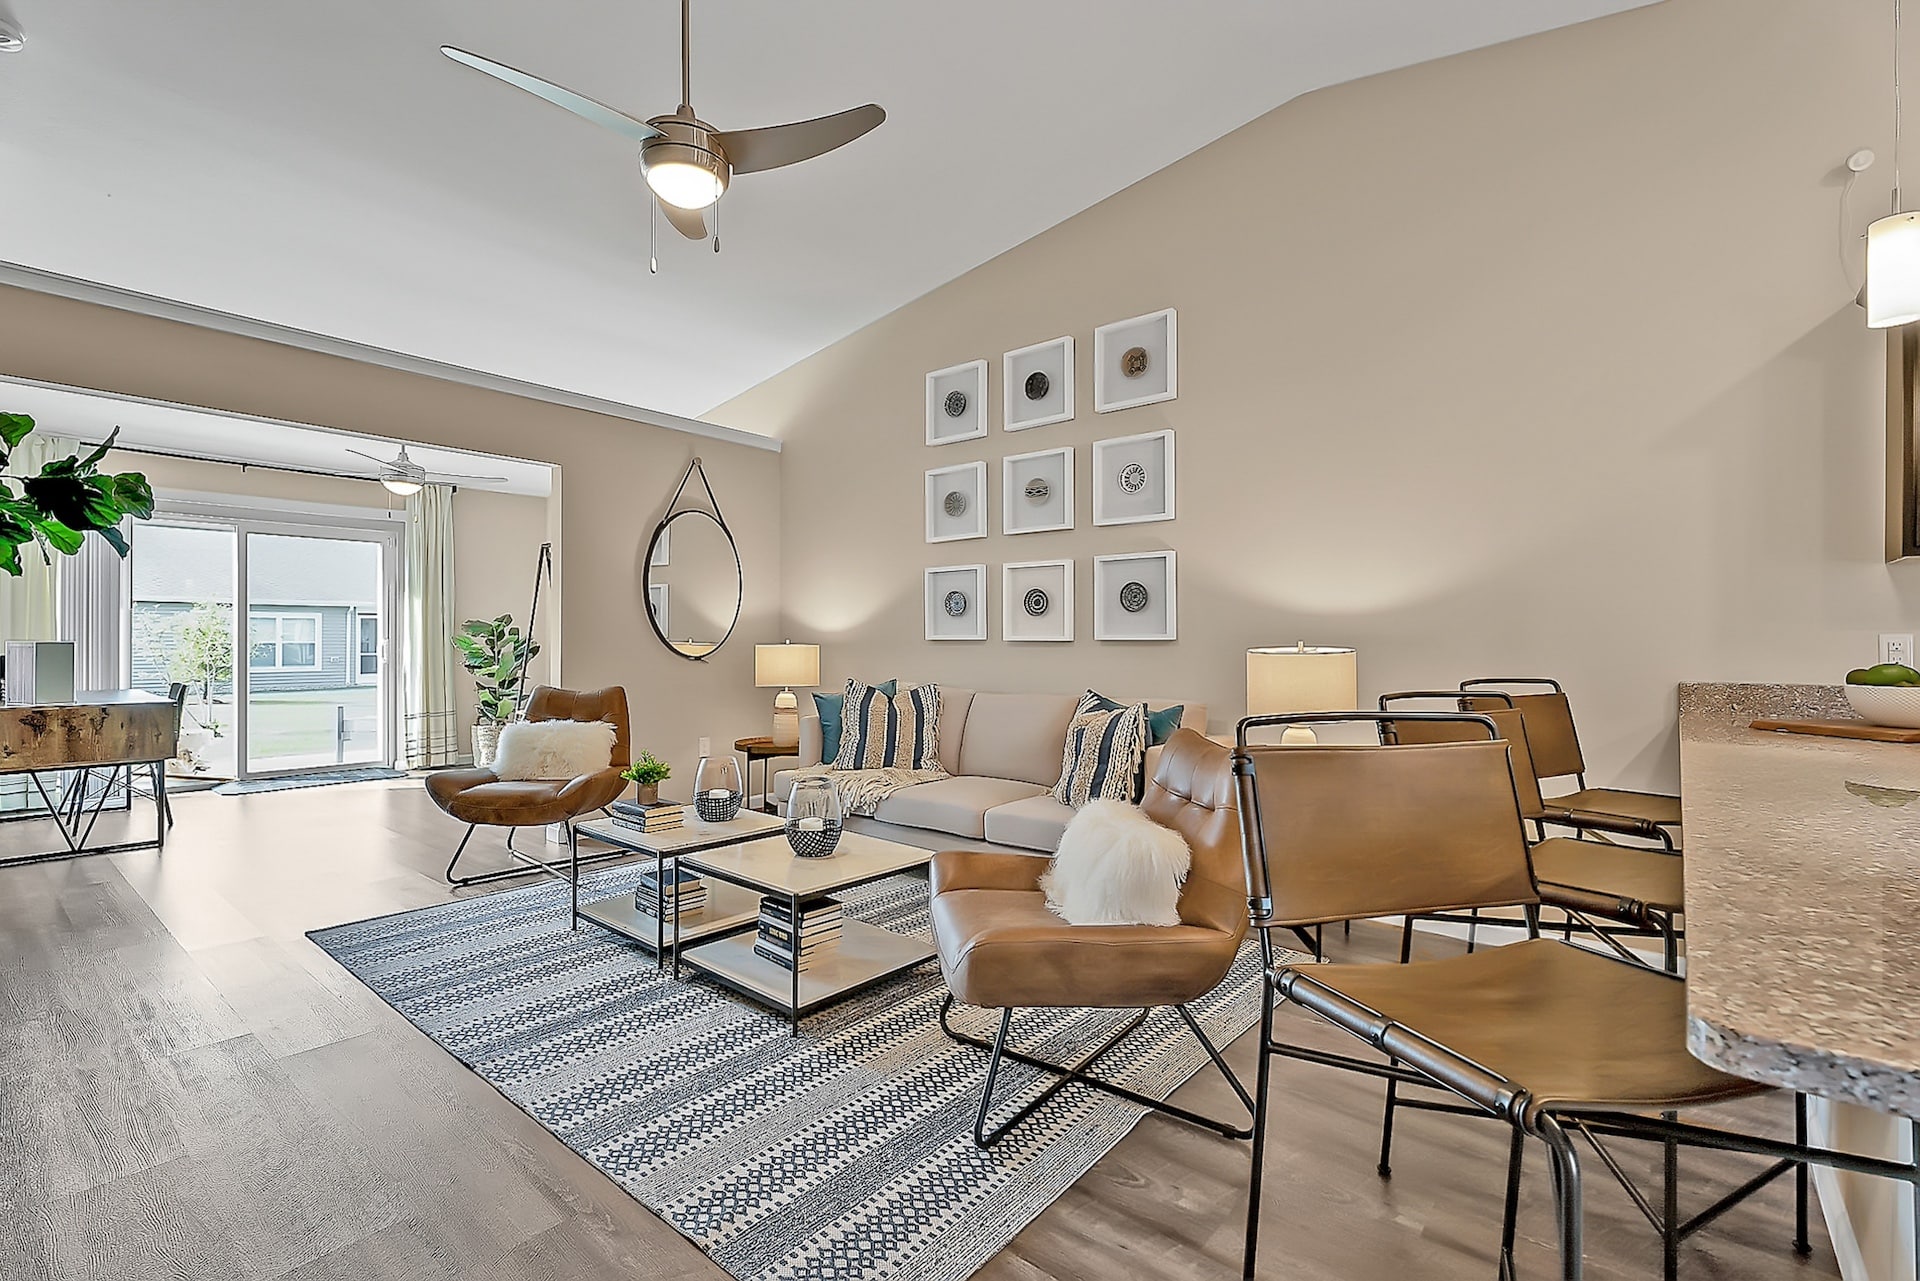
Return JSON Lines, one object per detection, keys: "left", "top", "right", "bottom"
{"left": 184, "top": 687, "right": 383, "bottom": 771}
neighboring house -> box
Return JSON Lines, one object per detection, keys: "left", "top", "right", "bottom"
{"left": 130, "top": 534, "right": 380, "bottom": 695}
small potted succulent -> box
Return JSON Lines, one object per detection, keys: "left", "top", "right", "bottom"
{"left": 621, "top": 750, "right": 672, "bottom": 804}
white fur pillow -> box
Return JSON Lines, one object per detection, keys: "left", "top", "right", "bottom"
{"left": 1041, "top": 799, "right": 1191, "bottom": 927}
{"left": 491, "top": 719, "right": 616, "bottom": 781}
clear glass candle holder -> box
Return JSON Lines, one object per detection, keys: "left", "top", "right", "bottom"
{"left": 692, "top": 754, "right": 744, "bottom": 822}
{"left": 784, "top": 775, "right": 843, "bottom": 858}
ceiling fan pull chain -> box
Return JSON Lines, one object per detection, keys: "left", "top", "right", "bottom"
{"left": 713, "top": 194, "right": 721, "bottom": 254}
{"left": 649, "top": 198, "right": 659, "bottom": 275}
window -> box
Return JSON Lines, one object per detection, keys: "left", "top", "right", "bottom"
{"left": 249, "top": 613, "right": 321, "bottom": 671}
{"left": 358, "top": 615, "right": 379, "bottom": 677}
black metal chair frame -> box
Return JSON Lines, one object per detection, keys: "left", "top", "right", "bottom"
{"left": 1235, "top": 712, "right": 1920, "bottom": 1281}
{"left": 444, "top": 814, "right": 628, "bottom": 888}
{"left": 937, "top": 994, "right": 1256, "bottom": 1148}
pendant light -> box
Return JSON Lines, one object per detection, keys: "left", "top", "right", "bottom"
{"left": 1869, "top": 0, "right": 1920, "bottom": 327}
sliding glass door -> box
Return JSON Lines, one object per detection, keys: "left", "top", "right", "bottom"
{"left": 242, "top": 531, "right": 389, "bottom": 774}
{"left": 128, "top": 506, "right": 400, "bottom": 780}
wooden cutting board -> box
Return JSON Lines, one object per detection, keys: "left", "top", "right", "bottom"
{"left": 1750, "top": 718, "right": 1920, "bottom": 743}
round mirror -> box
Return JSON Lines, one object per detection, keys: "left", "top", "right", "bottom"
{"left": 644, "top": 509, "right": 741, "bottom": 660}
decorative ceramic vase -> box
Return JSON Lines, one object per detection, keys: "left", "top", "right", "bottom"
{"left": 634, "top": 782, "right": 660, "bottom": 805}
{"left": 784, "top": 775, "right": 844, "bottom": 858}
{"left": 473, "top": 721, "right": 502, "bottom": 768}
{"left": 693, "top": 755, "right": 744, "bottom": 822}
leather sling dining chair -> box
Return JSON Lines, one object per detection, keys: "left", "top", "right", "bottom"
{"left": 1379, "top": 691, "right": 1685, "bottom": 971}
{"left": 427, "top": 685, "right": 631, "bottom": 887}
{"left": 1231, "top": 713, "right": 1892, "bottom": 1281}
{"left": 929, "top": 728, "right": 1254, "bottom": 1147}
{"left": 1461, "top": 677, "right": 1682, "bottom": 848}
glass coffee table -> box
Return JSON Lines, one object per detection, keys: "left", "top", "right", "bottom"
{"left": 672, "top": 831, "right": 936, "bottom": 1034}
{"left": 571, "top": 810, "right": 785, "bottom": 967}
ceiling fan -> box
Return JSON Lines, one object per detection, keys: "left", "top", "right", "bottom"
{"left": 440, "top": 0, "right": 885, "bottom": 243}
{"left": 345, "top": 445, "right": 507, "bottom": 496}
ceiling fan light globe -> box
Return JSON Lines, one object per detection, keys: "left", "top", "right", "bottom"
{"left": 645, "top": 157, "right": 726, "bottom": 210}
{"left": 381, "top": 477, "right": 425, "bottom": 497}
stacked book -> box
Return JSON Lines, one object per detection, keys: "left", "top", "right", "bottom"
{"left": 754, "top": 896, "right": 843, "bottom": 972}
{"left": 610, "top": 797, "right": 685, "bottom": 835}
{"left": 635, "top": 863, "right": 707, "bottom": 919}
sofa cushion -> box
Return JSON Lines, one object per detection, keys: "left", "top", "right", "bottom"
{"left": 813, "top": 679, "right": 896, "bottom": 764}
{"left": 957, "top": 692, "right": 1079, "bottom": 786}
{"left": 934, "top": 687, "right": 974, "bottom": 776}
{"left": 1054, "top": 693, "right": 1151, "bottom": 808}
{"left": 873, "top": 775, "right": 1049, "bottom": 839}
{"left": 834, "top": 680, "right": 943, "bottom": 771}
{"left": 983, "top": 792, "right": 1077, "bottom": 853}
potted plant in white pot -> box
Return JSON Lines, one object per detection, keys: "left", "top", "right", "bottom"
{"left": 452, "top": 614, "right": 540, "bottom": 767}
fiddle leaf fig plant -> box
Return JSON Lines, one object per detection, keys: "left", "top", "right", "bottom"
{"left": 452, "top": 614, "right": 541, "bottom": 725}
{"left": 0, "top": 414, "right": 155, "bottom": 575}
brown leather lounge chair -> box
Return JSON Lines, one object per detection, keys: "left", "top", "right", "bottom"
{"left": 929, "top": 729, "right": 1255, "bottom": 1147}
{"left": 427, "top": 685, "right": 631, "bottom": 887}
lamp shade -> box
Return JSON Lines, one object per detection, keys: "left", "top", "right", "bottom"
{"left": 1868, "top": 211, "right": 1920, "bottom": 328}
{"left": 754, "top": 643, "right": 820, "bottom": 689}
{"left": 1246, "top": 644, "right": 1358, "bottom": 716}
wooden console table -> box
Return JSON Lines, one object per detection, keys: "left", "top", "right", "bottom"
{"left": 0, "top": 689, "right": 178, "bottom": 867}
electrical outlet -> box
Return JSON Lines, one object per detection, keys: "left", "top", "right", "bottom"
{"left": 1881, "top": 634, "right": 1915, "bottom": 667}
{"left": 697, "top": 736, "right": 712, "bottom": 757}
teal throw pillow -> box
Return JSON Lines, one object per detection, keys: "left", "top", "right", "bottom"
{"left": 1088, "top": 690, "right": 1185, "bottom": 745}
{"left": 815, "top": 679, "right": 897, "bottom": 764}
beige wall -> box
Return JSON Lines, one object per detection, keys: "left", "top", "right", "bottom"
{"left": 100, "top": 451, "right": 555, "bottom": 749}
{"left": 712, "top": 0, "right": 1917, "bottom": 791}
{"left": 0, "top": 292, "right": 782, "bottom": 789}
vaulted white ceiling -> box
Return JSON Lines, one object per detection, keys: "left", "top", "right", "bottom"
{"left": 0, "top": 0, "right": 1658, "bottom": 420}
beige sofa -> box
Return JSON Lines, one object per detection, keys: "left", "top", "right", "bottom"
{"left": 771, "top": 688, "right": 1206, "bottom": 856}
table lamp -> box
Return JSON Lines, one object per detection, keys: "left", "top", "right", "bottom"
{"left": 1246, "top": 642, "right": 1358, "bottom": 744}
{"left": 755, "top": 642, "right": 820, "bottom": 748}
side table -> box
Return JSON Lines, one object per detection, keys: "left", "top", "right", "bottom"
{"left": 735, "top": 736, "right": 797, "bottom": 813}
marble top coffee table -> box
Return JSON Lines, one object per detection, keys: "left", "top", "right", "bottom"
{"left": 571, "top": 810, "right": 785, "bottom": 966}
{"left": 672, "top": 831, "right": 936, "bottom": 1034}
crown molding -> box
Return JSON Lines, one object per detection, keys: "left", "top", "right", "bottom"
{"left": 0, "top": 259, "right": 780, "bottom": 454}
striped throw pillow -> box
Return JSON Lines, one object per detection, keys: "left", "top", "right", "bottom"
{"left": 832, "top": 680, "right": 943, "bottom": 772}
{"left": 1053, "top": 691, "right": 1150, "bottom": 808}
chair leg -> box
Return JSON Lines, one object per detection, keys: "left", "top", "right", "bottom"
{"left": 1663, "top": 1110, "right": 1680, "bottom": 1281}
{"left": 1793, "top": 1094, "right": 1813, "bottom": 1257}
{"left": 1244, "top": 982, "right": 1278, "bottom": 1281}
{"left": 444, "top": 825, "right": 479, "bottom": 883}
{"left": 1539, "top": 1115, "right": 1586, "bottom": 1281}
{"left": 1378, "top": 1075, "right": 1400, "bottom": 1178}
{"left": 1500, "top": 1127, "right": 1525, "bottom": 1281}
{"left": 941, "top": 995, "right": 1255, "bottom": 1149}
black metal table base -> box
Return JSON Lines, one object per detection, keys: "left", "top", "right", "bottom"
{"left": 0, "top": 762, "right": 169, "bottom": 869}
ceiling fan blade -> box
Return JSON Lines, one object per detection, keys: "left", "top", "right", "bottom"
{"left": 344, "top": 448, "right": 393, "bottom": 466}
{"left": 424, "top": 471, "right": 511, "bottom": 484}
{"left": 441, "top": 46, "right": 662, "bottom": 143}
{"left": 660, "top": 200, "right": 709, "bottom": 241}
{"left": 715, "top": 104, "right": 885, "bottom": 175}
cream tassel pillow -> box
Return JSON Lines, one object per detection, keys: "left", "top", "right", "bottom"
{"left": 491, "top": 719, "right": 616, "bottom": 781}
{"left": 1041, "top": 799, "right": 1191, "bottom": 927}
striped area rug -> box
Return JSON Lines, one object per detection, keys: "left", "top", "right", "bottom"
{"left": 309, "top": 864, "right": 1266, "bottom": 1281}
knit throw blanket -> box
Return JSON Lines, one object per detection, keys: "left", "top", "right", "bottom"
{"left": 825, "top": 766, "right": 948, "bottom": 817}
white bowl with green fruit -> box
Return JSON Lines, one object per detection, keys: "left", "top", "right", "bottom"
{"left": 1844, "top": 663, "right": 1920, "bottom": 728}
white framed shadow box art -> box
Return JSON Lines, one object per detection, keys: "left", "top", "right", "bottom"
{"left": 1092, "top": 429, "right": 1174, "bottom": 526}
{"left": 1001, "top": 446, "right": 1074, "bottom": 536}
{"left": 1003, "top": 336, "right": 1075, "bottom": 431}
{"left": 1093, "top": 308, "right": 1177, "bottom": 413}
{"left": 926, "top": 460, "right": 987, "bottom": 543}
{"left": 926, "top": 359, "right": 988, "bottom": 446}
{"left": 1093, "top": 550, "right": 1176, "bottom": 641}
{"left": 926, "top": 564, "right": 988, "bottom": 641}
{"left": 1003, "top": 559, "right": 1073, "bottom": 643}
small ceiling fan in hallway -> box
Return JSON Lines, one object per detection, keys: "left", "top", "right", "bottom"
{"left": 440, "top": 0, "right": 887, "bottom": 243}
{"left": 344, "top": 445, "right": 507, "bottom": 496}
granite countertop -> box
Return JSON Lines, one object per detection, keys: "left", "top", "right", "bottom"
{"left": 1679, "top": 683, "right": 1920, "bottom": 1119}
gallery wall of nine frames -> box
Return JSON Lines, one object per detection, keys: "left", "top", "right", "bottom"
{"left": 923, "top": 308, "right": 1177, "bottom": 643}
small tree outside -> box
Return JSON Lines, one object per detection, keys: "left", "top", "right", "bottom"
{"left": 158, "top": 603, "right": 234, "bottom": 734}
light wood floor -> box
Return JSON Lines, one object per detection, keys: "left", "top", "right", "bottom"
{"left": 0, "top": 781, "right": 1834, "bottom": 1281}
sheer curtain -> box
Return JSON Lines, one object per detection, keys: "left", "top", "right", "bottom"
{"left": 59, "top": 527, "right": 126, "bottom": 691}
{"left": 0, "top": 433, "right": 76, "bottom": 644}
{"left": 404, "top": 484, "right": 459, "bottom": 767}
